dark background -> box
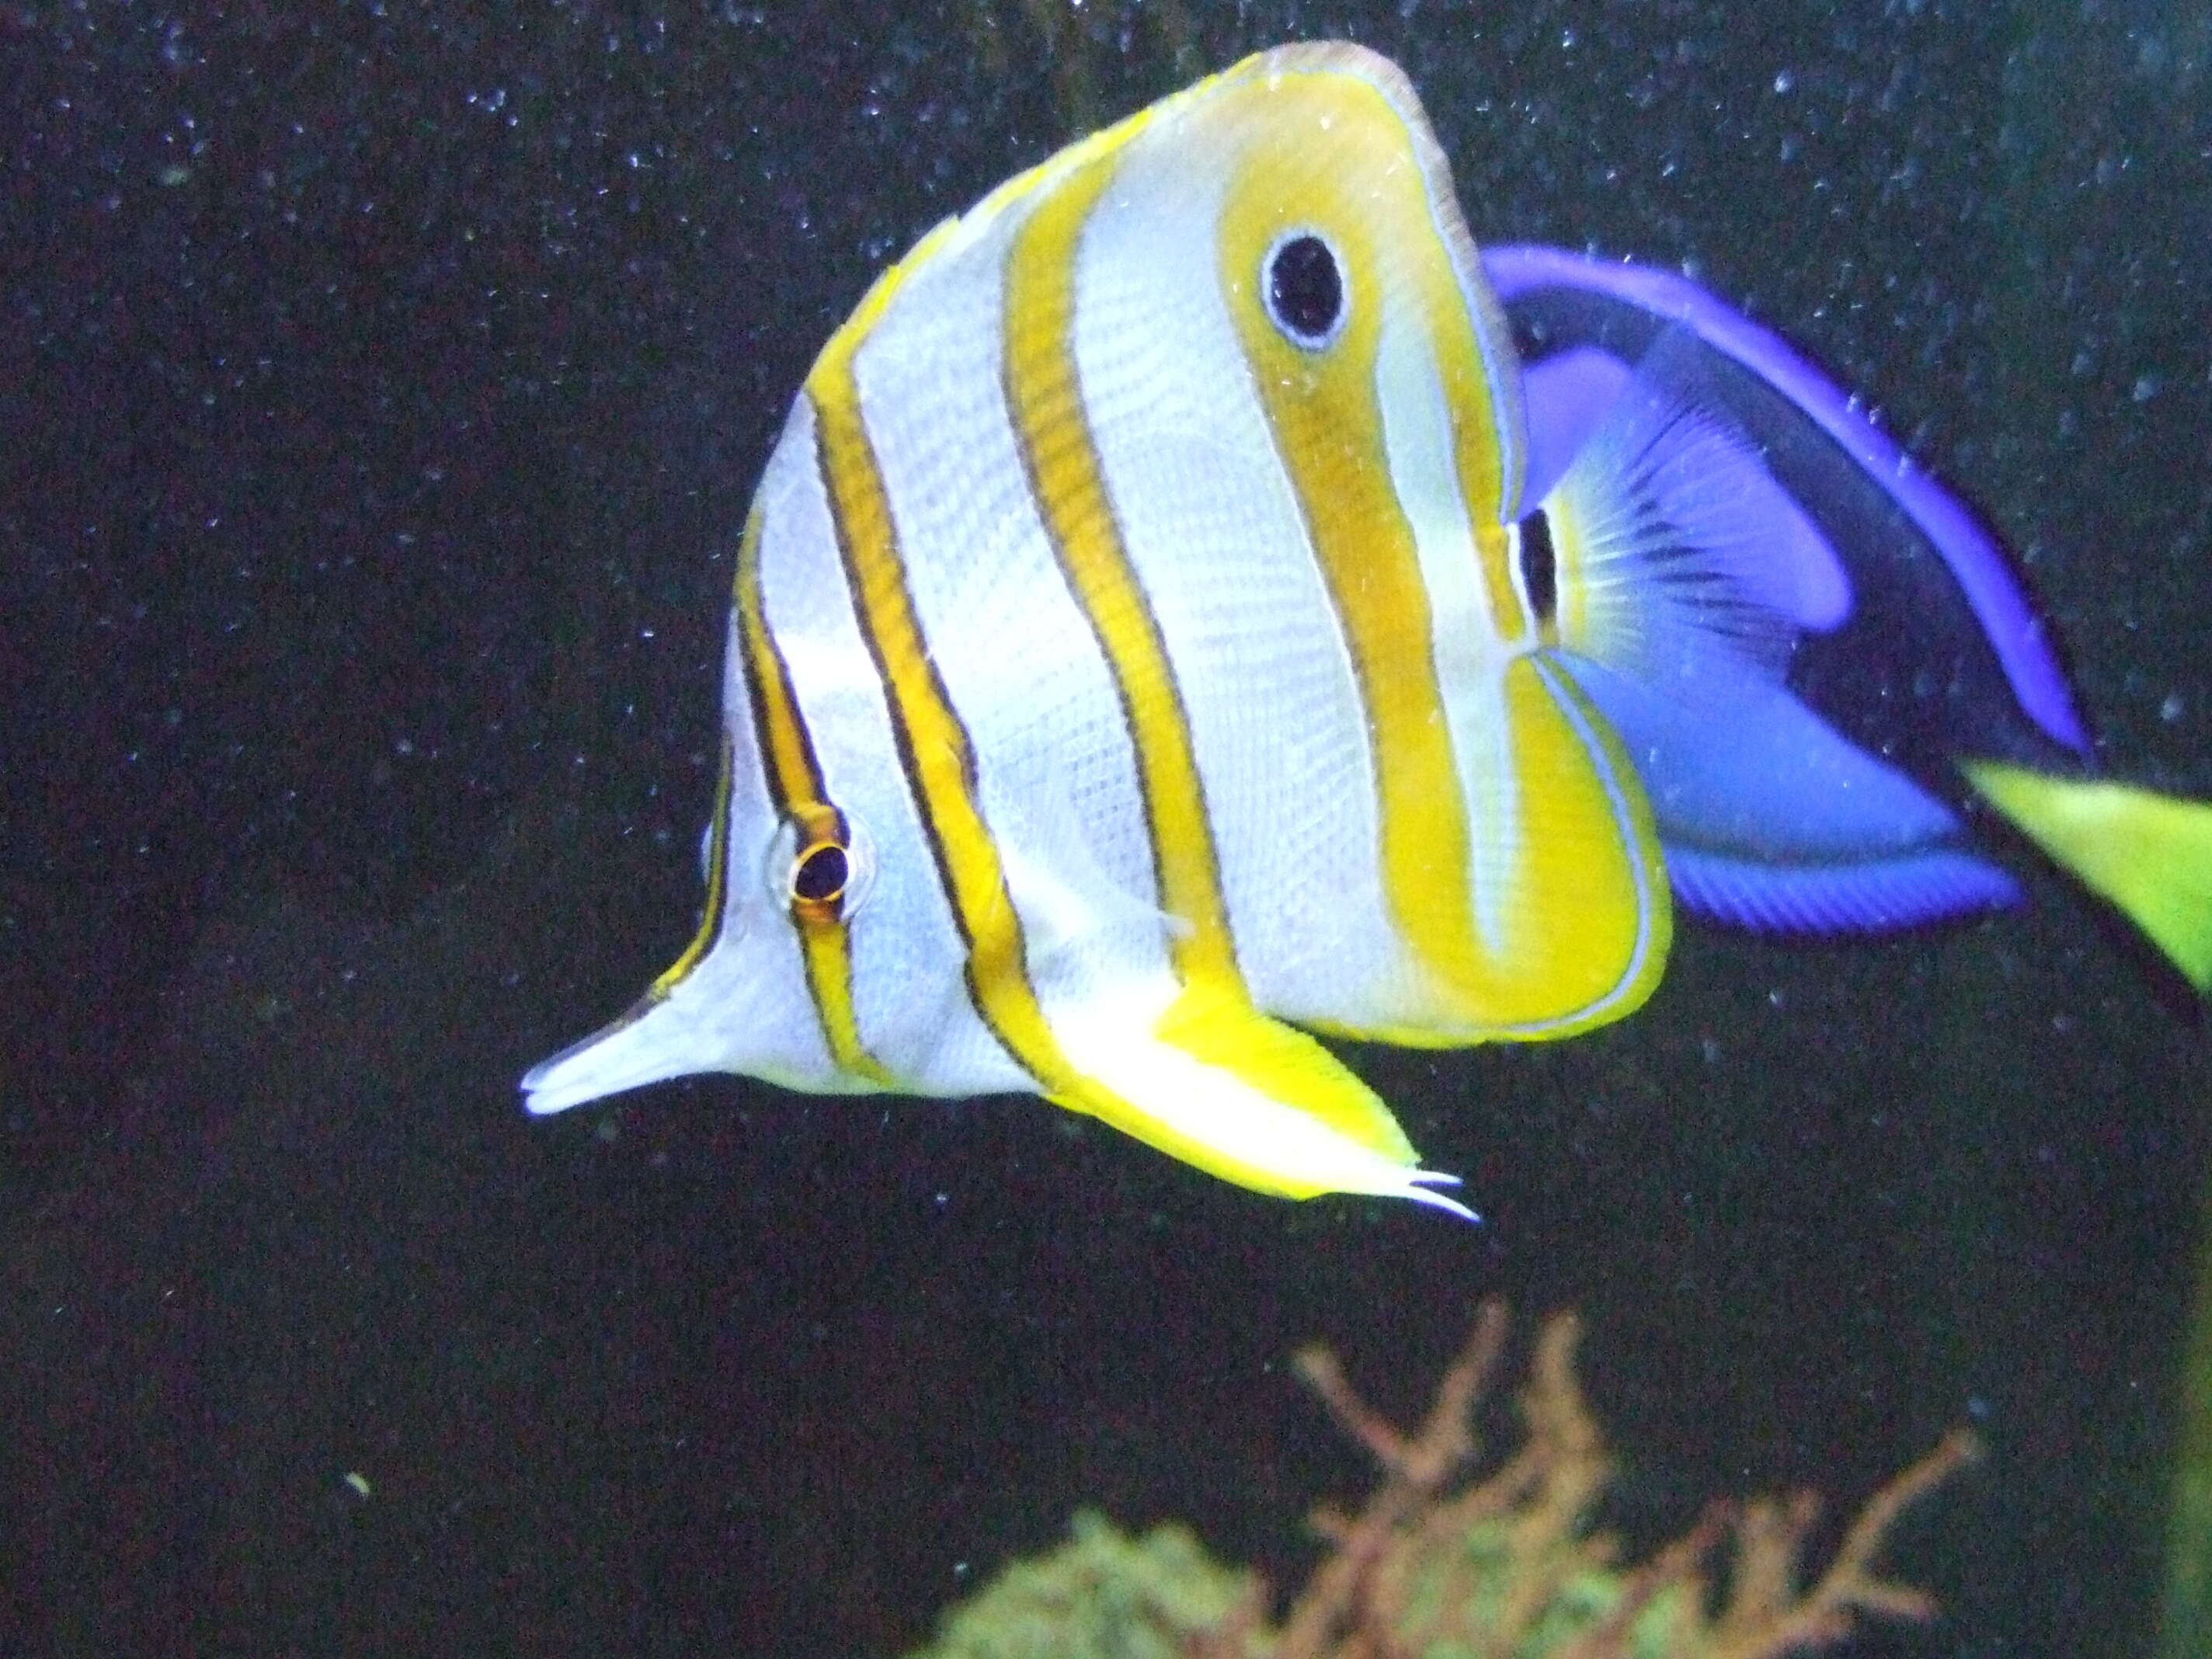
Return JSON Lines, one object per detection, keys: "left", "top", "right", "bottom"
{"left": 7, "top": 2, "right": 2210, "bottom": 1654}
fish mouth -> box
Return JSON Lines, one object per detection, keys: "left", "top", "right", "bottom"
{"left": 519, "top": 993, "right": 689, "bottom": 1115}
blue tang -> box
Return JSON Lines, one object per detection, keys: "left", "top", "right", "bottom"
{"left": 1486, "top": 245, "right": 2211, "bottom": 986}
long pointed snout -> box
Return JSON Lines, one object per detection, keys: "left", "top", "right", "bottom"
{"left": 520, "top": 995, "right": 704, "bottom": 1116}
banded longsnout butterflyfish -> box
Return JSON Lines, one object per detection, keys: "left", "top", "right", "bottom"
{"left": 522, "top": 43, "right": 1671, "bottom": 1215}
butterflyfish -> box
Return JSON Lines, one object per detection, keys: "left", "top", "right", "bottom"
{"left": 1483, "top": 245, "right": 2212, "bottom": 991}
{"left": 522, "top": 43, "right": 1675, "bottom": 1213}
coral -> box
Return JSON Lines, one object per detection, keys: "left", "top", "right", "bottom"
{"left": 907, "top": 1303, "right": 1977, "bottom": 1659}
{"left": 916, "top": 1508, "right": 1264, "bottom": 1659}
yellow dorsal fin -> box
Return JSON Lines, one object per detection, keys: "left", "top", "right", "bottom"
{"left": 1964, "top": 760, "right": 2212, "bottom": 993}
{"left": 1153, "top": 986, "right": 1417, "bottom": 1166}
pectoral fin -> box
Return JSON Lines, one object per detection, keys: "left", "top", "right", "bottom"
{"left": 1045, "top": 985, "right": 1473, "bottom": 1217}
{"left": 1964, "top": 761, "right": 2212, "bottom": 993}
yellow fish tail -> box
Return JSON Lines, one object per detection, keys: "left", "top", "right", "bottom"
{"left": 1964, "top": 760, "right": 2212, "bottom": 993}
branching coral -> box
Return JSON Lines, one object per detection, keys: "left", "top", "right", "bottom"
{"left": 909, "top": 1302, "right": 1978, "bottom": 1659}
{"left": 1229, "top": 1300, "right": 1979, "bottom": 1659}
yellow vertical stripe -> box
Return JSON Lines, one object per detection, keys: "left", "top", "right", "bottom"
{"left": 805, "top": 288, "right": 1386, "bottom": 1192}
{"left": 733, "top": 508, "right": 826, "bottom": 811}
{"left": 798, "top": 920, "right": 882, "bottom": 1083}
{"left": 1212, "top": 67, "right": 1661, "bottom": 1028}
{"left": 732, "top": 504, "right": 891, "bottom": 1085}
{"left": 791, "top": 81, "right": 1452, "bottom": 1201}
{"left": 1214, "top": 83, "right": 1495, "bottom": 1015}
{"left": 1000, "top": 135, "right": 1244, "bottom": 998}
{"left": 805, "top": 329, "right": 1076, "bottom": 1100}
{"left": 648, "top": 732, "right": 736, "bottom": 1000}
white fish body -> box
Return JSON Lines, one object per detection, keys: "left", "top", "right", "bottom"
{"left": 523, "top": 43, "right": 1671, "bottom": 1212}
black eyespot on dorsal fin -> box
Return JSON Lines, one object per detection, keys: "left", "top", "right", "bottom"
{"left": 1264, "top": 231, "right": 1347, "bottom": 350}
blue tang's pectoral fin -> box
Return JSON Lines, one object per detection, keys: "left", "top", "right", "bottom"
{"left": 1965, "top": 763, "right": 2212, "bottom": 993}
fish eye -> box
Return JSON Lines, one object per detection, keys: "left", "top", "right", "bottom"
{"left": 1262, "top": 230, "right": 1347, "bottom": 350}
{"left": 767, "top": 803, "right": 876, "bottom": 924}
{"left": 792, "top": 840, "right": 848, "bottom": 906}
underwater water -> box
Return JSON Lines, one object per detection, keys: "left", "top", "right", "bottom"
{"left": 7, "top": 1, "right": 2210, "bottom": 1654}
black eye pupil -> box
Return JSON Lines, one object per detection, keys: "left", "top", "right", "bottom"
{"left": 1267, "top": 233, "right": 1343, "bottom": 346}
{"left": 792, "top": 842, "right": 848, "bottom": 905}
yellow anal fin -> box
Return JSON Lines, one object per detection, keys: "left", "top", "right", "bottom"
{"left": 1043, "top": 986, "right": 1471, "bottom": 1216}
{"left": 1156, "top": 986, "right": 1416, "bottom": 1164}
{"left": 1965, "top": 760, "right": 2212, "bottom": 993}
